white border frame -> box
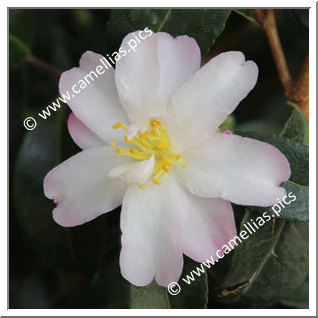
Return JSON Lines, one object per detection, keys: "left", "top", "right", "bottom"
{"left": 3, "top": 0, "right": 316, "bottom": 316}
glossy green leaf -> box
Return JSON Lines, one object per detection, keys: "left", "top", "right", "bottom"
{"left": 233, "top": 9, "right": 261, "bottom": 27}
{"left": 215, "top": 209, "right": 308, "bottom": 307}
{"left": 130, "top": 282, "right": 170, "bottom": 309}
{"left": 105, "top": 9, "right": 231, "bottom": 56}
{"left": 281, "top": 279, "right": 309, "bottom": 308}
{"left": 129, "top": 257, "right": 208, "bottom": 309}
{"left": 281, "top": 101, "right": 309, "bottom": 146}
{"left": 13, "top": 115, "right": 74, "bottom": 268}
{"left": 168, "top": 257, "right": 208, "bottom": 308}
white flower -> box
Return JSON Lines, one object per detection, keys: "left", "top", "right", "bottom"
{"left": 44, "top": 31, "right": 291, "bottom": 287}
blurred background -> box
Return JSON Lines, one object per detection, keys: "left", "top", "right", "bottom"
{"left": 9, "top": 9, "right": 309, "bottom": 309}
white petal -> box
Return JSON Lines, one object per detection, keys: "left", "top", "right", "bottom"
{"left": 59, "top": 51, "right": 128, "bottom": 143}
{"left": 109, "top": 154, "right": 155, "bottom": 185}
{"left": 115, "top": 31, "right": 163, "bottom": 123}
{"left": 115, "top": 31, "right": 201, "bottom": 124}
{"left": 174, "top": 133, "right": 291, "bottom": 206}
{"left": 67, "top": 113, "right": 106, "bottom": 149}
{"left": 182, "top": 195, "right": 236, "bottom": 263}
{"left": 119, "top": 177, "right": 187, "bottom": 286}
{"left": 44, "top": 147, "right": 132, "bottom": 227}
{"left": 168, "top": 51, "right": 258, "bottom": 147}
{"left": 155, "top": 32, "right": 201, "bottom": 101}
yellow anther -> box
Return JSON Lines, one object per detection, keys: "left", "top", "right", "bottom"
{"left": 113, "top": 122, "right": 122, "bottom": 129}
{"left": 151, "top": 119, "right": 160, "bottom": 128}
{"left": 182, "top": 162, "right": 188, "bottom": 169}
{"left": 139, "top": 184, "right": 145, "bottom": 190}
{"left": 151, "top": 130, "right": 157, "bottom": 136}
{"left": 176, "top": 154, "right": 183, "bottom": 160}
{"left": 163, "top": 158, "right": 171, "bottom": 164}
{"left": 153, "top": 178, "right": 161, "bottom": 185}
{"left": 130, "top": 148, "right": 137, "bottom": 155}
{"left": 124, "top": 136, "right": 132, "bottom": 144}
{"left": 140, "top": 131, "right": 149, "bottom": 140}
{"left": 156, "top": 142, "right": 166, "bottom": 150}
{"left": 163, "top": 163, "right": 170, "bottom": 172}
{"left": 109, "top": 140, "right": 116, "bottom": 146}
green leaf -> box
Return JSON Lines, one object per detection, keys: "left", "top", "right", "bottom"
{"left": 215, "top": 209, "right": 308, "bottom": 307}
{"left": 129, "top": 257, "right": 208, "bottom": 309}
{"left": 130, "top": 282, "right": 170, "bottom": 309}
{"left": 105, "top": 9, "right": 231, "bottom": 56}
{"left": 168, "top": 257, "right": 208, "bottom": 308}
{"left": 233, "top": 9, "right": 261, "bottom": 27}
{"left": 290, "top": 9, "right": 309, "bottom": 33}
{"left": 281, "top": 101, "right": 309, "bottom": 146}
{"left": 9, "top": 34, "right": 30, "bottom": 68}
{"left": 13, "top": 112, "right": 75, "bottom": 268}
{"left": 279, "top": 181, "right": 308, "bottom": 221}
{"left": 281, "top": 279, "right": 309, "bottom": 308}
{"left": 235, "top": 131, "right": 308, "bottom": 187}
{"left": 235, "top": 131, "right": 309, "bottom": 221}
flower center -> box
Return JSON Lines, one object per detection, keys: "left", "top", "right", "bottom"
{"left": 110, "top": 119, "right": 187, "bottom": 188}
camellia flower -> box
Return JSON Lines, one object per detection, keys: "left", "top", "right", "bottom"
{"left": 44, "top": 30, "right": 291, "bottom": 287}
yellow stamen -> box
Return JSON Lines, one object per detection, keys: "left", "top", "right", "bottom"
{"left": 130, "top": 148, "right": 137, "bottom": 155}
{"left": 163, "top": 163, "right": 170, "bottom": 172}
{"left": 113, "top": 122, "right": 122, "bottom": 129}
{"left": 124, "top": 136, "right": 132, "bottom": 144}
{"left": 151, "top": 119, "right": 160, "bottom": 129}
{"left": 140, "top": 131, "right": 149, "bottom": 140}
{"left": 156, "top": 142, "right": 166, "bottom": 150}
{"left": 110, "top": 118, "right": 189, "bottom": 189}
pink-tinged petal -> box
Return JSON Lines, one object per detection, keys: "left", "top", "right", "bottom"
{"left": 115, "top": 31, "right": 201, "bottom": 123}
{"left": 68, "top": 113, "right": 106, "bottom": 149}
{"left": 119, "top": 176, "right": 187, "bottom": 287}
{"left": 168, "top": 51, "right": 258, "bottom": 147}
{"left": 44, "top": 147, "right": 133, "bottom": 227}
{"left": 175, "top": 133, "right": 291, "bottom": 206}
{"left": 182, "top": 195, "right": 236, "bottom": 263}
{"left": 59, "top": 51, "right": 128, "bottom": 144}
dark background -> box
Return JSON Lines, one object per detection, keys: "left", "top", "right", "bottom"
{"left": 9, "top": 9, "right": 309, "bottom": 309}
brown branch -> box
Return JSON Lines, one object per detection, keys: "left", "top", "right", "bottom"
{"left": 253, "top": 9, "right": 294, "bottom": 97}
{"left": 26, "top": 55, "right": 62, "bottom": 78}
{"left": 292, "top": 53, "right": 309, "bottom": 118}
{"left": 253, "top": 9, "right": 309, "bottom": 118}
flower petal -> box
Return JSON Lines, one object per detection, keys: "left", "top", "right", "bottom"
{"left": 175, "top": 133, "right": 291, "bottom": 206}
{"left": 44, "top": 147, "right": 132, "bottom": 227}
{"left": 59, "top": 51, "right": 128, "bottom": 143}
{"left": 168, "top": 51, "right": 258, "bottom": 146}
{"left": 182, "top": 195, "right": 236, "bottom": 263}
{"left": 115, "top": 31, "right": 200, "bottom": 124}
{"left": 155, "top": 32, "right": 201, "bottom": 102}
{"left": 119, "top": 176, "right": 187, "bottom": 286}
{"left": 109, "top": 154, "right": 155, "bottom": 186}
{"left": 68, "top": 113, "right": 106, "bottom": 149}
